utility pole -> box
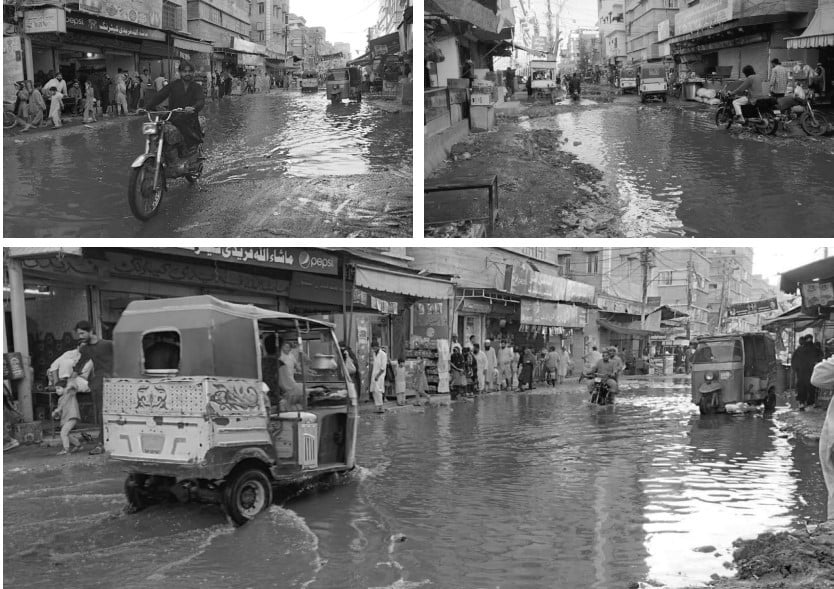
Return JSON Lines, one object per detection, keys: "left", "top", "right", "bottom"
{"left": 640, "top": 247, "right": 653, "bottom": 330}
{"left": 716, "top": 260, "right": 732, "bottom": 335}
{"left": 686, "top": 255, "right": 693, "bottom": 340}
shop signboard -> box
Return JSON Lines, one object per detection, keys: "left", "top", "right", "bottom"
{"left": 290, "top": 273, "right": 345, "bottom": 306}
{"left": 412, "top": 300, "right": 448, "bottom": 343}
{"left": 352, "top": 289, "right": 399, "bottom": 315}
{"left": 675, "top": 0, "right": 734, "bottom": 37}
{"left": 169, "top": 247, "right": 339, "bottom": 276}
{"left": 77, "top": 0, "right": 162, "bottom": 30}
{"left": 231, "top": 37, "right": 267, "bottom": 55}
{"left": 24, "top": 8, "right": 66, "bottom": 34}
{"left": 3, "top": 36, "right": 24, "bottom": 105}
{"left": 65, "top": 13, "right": 166, "bottom": 41}
{"left": 237, "top": 53, "right": 263, "bottom": 67}
{"left": 800, "top": 281, "right": 834, "bottom": 310}
{"left": 520, "top": 300, "right": 584, "bottom": 328}
{"left": 460, "top": 298, "right": 491, "bottom": 314}
{"left": 727, "top": 297, "right": 779, "bottom": 317}
{"left": 508, "top": 265, "right": 595, "bottom": 304}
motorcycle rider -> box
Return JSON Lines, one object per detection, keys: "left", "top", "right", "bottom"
{"left": 143, "top": 60, "right": 204, "bottom": 158}
{"left": 731, "top": 65, "right": 766, "bottom": 124}
{"left": 589, "top": 347, "right": 619, "bottom": 402}
{"left": 568, "top": 72, "right": 581, "bottom": 99}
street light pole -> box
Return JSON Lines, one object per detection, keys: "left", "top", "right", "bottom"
{"left": 640, "top": 247, "right": 653, "bottom": 330}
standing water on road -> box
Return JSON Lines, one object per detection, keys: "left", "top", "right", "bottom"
{"left": 3, "top": 379, "right": 827, "bottom": 588}
{"left": 3, "top": 91, "right": 412, "bottom": 237}
{"left": 526, "top": 104, "right": 834, "bottom": 237}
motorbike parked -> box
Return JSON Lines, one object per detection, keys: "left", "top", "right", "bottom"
{"left": 714, "top": 90, "right": 776, "bottom": 135}
{"left": 770, "top": 92, "right": 830, "bottom": 137}
{"left": 589, "top": 377, "right": 612, "bottom": 405}
{"left": 128, "top": 108, "right": 206, "bottom": 221}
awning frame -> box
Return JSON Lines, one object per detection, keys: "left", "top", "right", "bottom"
{"left": 353, "top": 264, "right": 454, "bottom": 300}
{"left": 786, "top": 4, "right": 834, "bottom": 49}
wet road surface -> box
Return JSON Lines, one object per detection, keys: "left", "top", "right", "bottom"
{"left": 4, "top": 379, "right": 827, "bottom": 589}
{"left": 3, "top": 91, "right": 412, "bottom": 237}
{"left": 523, "top": 102, "right": 834, "bottom": 237}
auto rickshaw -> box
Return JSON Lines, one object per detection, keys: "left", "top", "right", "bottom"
{"left": 619, "top": 65, "right": 637, "bottom": 94}
{"left": 638, "top": 63, "right": 668, "bottom": 103}
{"left": 691, "top": 332, "right": 778, "bottom": 415}
{"left": 325, "top": 67, "right": 362, "bottom": 103}
{"left": 529, "top": 60, "right": 559, "bottom": 104}
{"left": 300, "top": 70, "right": 319, "bottom": 93}
{"left": 103, "top": 295, "right": 358, "bottom": 525}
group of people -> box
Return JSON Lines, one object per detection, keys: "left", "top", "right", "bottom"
{"left": 731, "top": 58, "right": 827, "bottom": 123}
{"left": 10, "top": 68, "right": 171, "bottom": 131}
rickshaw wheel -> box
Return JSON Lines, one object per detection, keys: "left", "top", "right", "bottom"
{"left": 223, "top": 467, "right": 273, "bottom": 526}
{"left": 763, "top": 388, "right": 777, "bottom": 412}
{"left": 125, "top": 474, "right": 153, "bottom": 512}
{"left": 698, "top": 394, "right": 718, "bottom": 415}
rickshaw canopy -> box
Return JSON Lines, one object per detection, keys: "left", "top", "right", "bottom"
{"left": 112, "top": 296, "right": 335, "bottom": 379}
{"left": 639, "top": 64, "right": 666, "bottom": 79}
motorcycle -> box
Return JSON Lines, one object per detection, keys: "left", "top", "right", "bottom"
{"left": 714, "top": 90, "right": 776, "bottom": 135}
{"left": 771, "top": 92, "right": 830, "bottom": 137}
{"left": 128, "top": 108, "right": 206, "bottom": 221}
{"left": 589, "top": 377, "right": 612, "bottom": 405}
{"left": 570, "top": 90, "right": 581, "bottom": 101}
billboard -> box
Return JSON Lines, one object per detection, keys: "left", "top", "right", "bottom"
{"left": 675, "top": 0, "right": 734, "bottom": 37}
{"left": 78, "top": 0, "right": 162, "bottom": 29}
{"left": 726, "top": 297, "right": 779, "bottom": 317}
{"left": 24, "top": 8, "right": 67, "bottom": 34}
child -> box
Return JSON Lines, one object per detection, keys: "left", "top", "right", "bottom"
{"left": 52, "top": 379, "right": 84, "bottom": 455}
{"left": 48, "top": 87, "right": 63, "bottom": 128}
{"left": 395, "top": 358, "right": 407, "bottom": 406}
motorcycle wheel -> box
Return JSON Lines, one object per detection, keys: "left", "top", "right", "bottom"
{"left": 715, "top": 106, "right": 733, "bottom": 128}
{"left": 698, "top": 394, "right": 718, "bottom": 415}
{"left": 186, "top": 162, "right": 203, "bottom": 185}
{"left": 128, "top": 159, "right": 165, "bottom": 221}
{"left": 756, "top": 113, "right": 777, "bottom": 135}
{"left": 800, "top": 111, "right": 828, "bottom": 136}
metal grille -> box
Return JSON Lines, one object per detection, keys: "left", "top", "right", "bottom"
{"left": 162, "top": 1, "right": 182, "bottom": 31}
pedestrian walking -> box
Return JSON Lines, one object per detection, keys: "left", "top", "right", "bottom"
{"left": 395, "top": 358, "right": 407, "bottom": 405}
{"left": 450, "top": 343, "right": 466, "bottom": 400}
{"left": 518, "top": 347, "right": 535, "bottom": 391}
{"left": 580, "top": 346, "right": 602, "bottom": 383}
{"left": 544, "top": 346, "right": 559, "bottom": 385}
{"left": 793, "top": 335, "right": 823, "bottom": 409}
{"left": 15, "top": 81, "right": 30, "bottom": 124}
{"left": 115, "top": 73, "right": 129, "bottom": 116}
{"left": 341, "top": 344, "right": 361, "bottom": 401}
{"left": 47, "top": 87, "right": 64, "bottom": 128}
{"left": 498, "top": 341, "right": 513, "bottom": 390}
{"left": 769, "top": 58, "right": 789, "bottom": 97}
{"left": 557, "top": 346, "right": 570, "bottom": 384}
{"left": 370, "top": 340, "right": 387, "bottom": 413}
{"left": 82, "top": 80, "right": 97, "bottom": 123}
{"left": 463, "top": 346, "right": 477, "bottom": 396}
{"left": 474, "top": 343, "right": 487, "bottom": 394}
{"left": 25, "top": 81, "right": 46, "bottom": 130}
{"left": 72, "top": 320, "right": 114, "bottom": 454}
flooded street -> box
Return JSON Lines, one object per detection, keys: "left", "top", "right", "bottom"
{"left": 524, "top": 102, "right": 834, "bottom": 237}
{"left": 3, "top": 91, "right": 412, "bottom": 237}
{"left": 4, "top": 378, "right": 828, "bottom": 589}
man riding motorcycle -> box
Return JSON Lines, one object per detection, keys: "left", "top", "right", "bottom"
{"left": 589, "top": 347, "right": 620, "bottom": 402}
{"left": 143, "top": 60, "right": 204, "bottom": 157}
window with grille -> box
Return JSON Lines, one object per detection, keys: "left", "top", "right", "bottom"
{"left": 162, "top": 1, "right": 182, "bottom": 31}
{"left": 258, "top": 2, "right": 264, "bottom": 14}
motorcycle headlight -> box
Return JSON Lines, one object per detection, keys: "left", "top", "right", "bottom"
{"left": 142, "top": 122, "right": 159, "bottom": 135}
{"left": 704, "top": 371, "right": 715, "bottom": 382}
{"left": 719, "top": 371, "right": 732, "bottom": 381}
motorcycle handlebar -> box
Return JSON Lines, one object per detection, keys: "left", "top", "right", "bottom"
{"left": 137, "top": 107, "right": 194, "bottom": 121}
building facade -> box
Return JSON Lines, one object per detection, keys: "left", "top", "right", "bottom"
{"left": 599, "top": 0, "right": 627, "bottom": 73}
{"left": 624, "top": 0, "right": 679, "bottom": 63}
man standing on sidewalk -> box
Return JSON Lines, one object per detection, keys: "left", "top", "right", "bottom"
{"left": 72, "top": 320, "right": 113, "bottom": 455}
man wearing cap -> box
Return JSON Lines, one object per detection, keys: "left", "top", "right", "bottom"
{"left": 72, "top": 320, "right": 114, "bottom": 455}
{"left": 484, "top": 339, "right": 497, "bottom": 392}
{"left": 370, "top": 340, "right": 387, "bottom": 413}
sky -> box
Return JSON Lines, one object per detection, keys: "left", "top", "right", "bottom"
{"left": 751, "top": 243, "right": 833, "bottom": 287}
{"left": 291, "top": 0, "right": 380, "bottom": 57}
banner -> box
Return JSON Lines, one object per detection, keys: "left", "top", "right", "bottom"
{"left": 352, "top": 288, "right": 399, "bottom": 315}
{"left": 412, "top": 299, "right": 449, "bottom": 344}
{"left": 675, "top": 0, "right": 734, "bottom": 37}
{"left": 78, "top": 0, "right": 162, "bottom": 29}
{"left": 520, "top": 300, "right": 584, "bottom": 327}
{"left": 175, "top": 247, "right": 339, "bottom": 276}
{"left": 24, "top": 8, "right": 66, "bottom": 34}
{"left": 801, "top": 281, "right": 834, "bottom": 310}
{"left": 727, "top": 297, "right": 779, "bottom": 317}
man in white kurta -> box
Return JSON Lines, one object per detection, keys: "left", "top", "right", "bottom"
{"left": 370, "top": 341, "right": 388, "bottom": 413}
{"left": 499, "top": 342, "right": 513, "bottom": 390}
{"left": 474, "top": 343, "right": 488, "bottom": 393}
{"left": 484, "top": 339, "right": 498, "bottom": 392}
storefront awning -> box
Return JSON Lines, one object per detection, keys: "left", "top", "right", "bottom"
{"left": 761, "top": 306, "right": 827, "bottom": 331}
{"left": 786, "top": 4, "right": 834, "bottom": 49}
{"left": 779, "top": 257, "right": 834, "bottom": 293}
{"left": 353, "top": 265, "right": 453, "bottom": 300}
{"left": 172, "top": 35, "right": 213, "bottom": 54}
{"left": 666, "top": 14, "right": 786, "bottom": 45}
{"left": 597, "top": 318, "right": 663, "bottom": 336}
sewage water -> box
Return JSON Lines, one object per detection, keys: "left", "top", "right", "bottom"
{"left": 3, "top": 91, "right": 411, "bottom": 237}
{"left": 3, "top": 380, "right": 826, "bottom": 588}
{"left": 527, "top": 104, "right": 834, "bottom": 237}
